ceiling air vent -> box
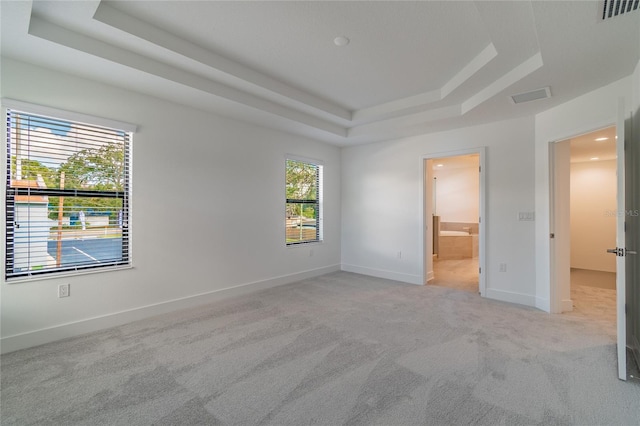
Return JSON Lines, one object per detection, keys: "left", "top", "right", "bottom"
{"left": 602, "top": 0, "right": 639, "bottom": 20}
{"left": 510, "top": 87, "right": 551, "bottom": 104}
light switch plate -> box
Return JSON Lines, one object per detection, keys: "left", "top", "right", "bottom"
{"left": 518, "top": 212, "right": 535, "bottom": 221}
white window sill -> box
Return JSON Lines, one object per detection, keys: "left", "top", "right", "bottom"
{"left": 5, "top": 264, "right": 134, "bottom": 284}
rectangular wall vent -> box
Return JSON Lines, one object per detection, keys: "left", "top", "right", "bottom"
{"left": 602, "top": 0, "right": 639, "bottom": 20}
{"left": 510, "top": 87, "right": 551, "bottom": 104}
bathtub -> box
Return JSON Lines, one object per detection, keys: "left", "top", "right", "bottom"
{"left": 439, "top": 230, "right": 470, "bottom": 237}
{"left": 437, "top": 231, "right": 479, "bottom": 259}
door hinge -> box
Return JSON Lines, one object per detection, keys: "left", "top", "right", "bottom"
{"left": 479, "top": 217, "right": 481, "bottom": 224}
{"left": 479, "top": 166, "right": 482, "bottom": 173}
{"left": 479, "top": 267, "right": 482, "bottom": 274}
{"left": 625, "top": 304, "right": 628, "bottom": 315}
{"left": 550, "top": 233, "right": 555, "bottom": 239}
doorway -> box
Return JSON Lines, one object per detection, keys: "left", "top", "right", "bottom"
{"left": 556, "top": 127, "right": 618, "bottom": 335}
{"left": 423, "top": 149, "right": 485, "bottom": 295}
{"left": 551, "top": 120, "right": 634, "bottom": 380}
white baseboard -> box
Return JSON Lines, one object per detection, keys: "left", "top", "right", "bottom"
{"left": 485, "top": 288, "right": 537, "bottom": 308}
{"left": 340, "top": 264, "right": 423, "bottom": 285}
{"left": 535, "top": 297, "right": 551, "bottom": 313}
{"left": 426, "top": 270, "right": 435, "bottom": 282}
{"left": 0, "top": 264, "right": 341, "bottom": 354}
{"left": 561, "top": 298, "right": 574, "bottom": 313}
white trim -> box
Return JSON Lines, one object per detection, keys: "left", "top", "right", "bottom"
{"left": 548, "top": 122, "right": 616, "bottom": 314}
{"left": 535, "top": 297, "right": 551, "bottom": 312}
{"left": 421, "top": 147, "right": 486, "bottom": 295}
{"left": 127, "top": 131, "right": 134, "bottom": 274}
{"left": 0, "top": 264, "right": 341, "bottom": 354}
{"left": 543, "top": 121, "right": 617, "bottom": 150}
{"left": 5, "top": 265, "right": 134, "bottom": 284}
{"left": 341, "top": 263, "right": 423, "bottom": 285}
{"left": 484, "top": 288, "right": 537, "bottom": 307}
{"left": 548, "top": 140, "right": 559, "bottom": 313}
{"left": 2, "top": 98, "right": 138, "bottom": 133}
{"left": 426, "top": 270, "right": 435, "bottom": 282}
{"left": 285, "top": 153, "right": 324, "bottom": 166}
{"left": 561, "top": 298, "right": 574, "bottom": 312}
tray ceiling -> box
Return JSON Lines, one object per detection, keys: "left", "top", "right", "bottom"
{"left": 1, "top": 1, "right": 639, "bottom": 146}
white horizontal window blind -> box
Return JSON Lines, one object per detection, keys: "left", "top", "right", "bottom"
{"left": 5, "top": 108, "right": 132, "bottom": 279}
{"left": 286, "top": 158, "right": 323, "bottom": 245}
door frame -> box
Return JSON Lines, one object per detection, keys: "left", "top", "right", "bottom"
{"left": 422, "top": 147, "right": 486, "bottom": 296}
{"left": 549, "top": 139, "right": 574, "bottom": 314}
{"left": 549, "top": 124, "right": 616, "bottom": 314}
{"left": 548, "top": 118, "right": 628, "bottom": 380}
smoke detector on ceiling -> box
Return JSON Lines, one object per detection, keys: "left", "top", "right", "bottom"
{"left": 601, "top": 0, "right": 639, "bottom": 20}
{"left": 510, "top": 87, "right": 552, "bottom": 104}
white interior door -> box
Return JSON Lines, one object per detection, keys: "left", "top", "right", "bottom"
{"left": 624, "top": 96, "right": 640, "bottom": 374}
{"left": 612, "top": 99, "right": 627, "bottom": 380}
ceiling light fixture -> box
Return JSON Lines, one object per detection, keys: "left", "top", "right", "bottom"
{"left": 436, "top": 164, "right": 444, "bottom": 168}
{"left": 595, "top": 137, "right": 609, "bottom": 141}
{"left": 590, "top": 157, "right": 600, "bottom": 160}
{"left": 333, "top": 36, "right": 350, "bottom": 47}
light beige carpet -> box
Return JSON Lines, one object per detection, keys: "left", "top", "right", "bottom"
{"left": 431, "top": 262, "right": 618, "bottom": 337}
{"left": 2, "top": 271, "right": 639, "bottom": 425}
{"left": 568, "top": 268, "right": 617, "bottom": 337}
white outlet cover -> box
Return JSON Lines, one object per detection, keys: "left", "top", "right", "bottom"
{"left": 58, "top": 284, "right": 70, "bottom": 298}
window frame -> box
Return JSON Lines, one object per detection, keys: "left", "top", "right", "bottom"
{"left": 285, "top": 156, "right": 323, "bottom": 246}
{"left": 3, "top": 99, "right": 136, "bottom": 281}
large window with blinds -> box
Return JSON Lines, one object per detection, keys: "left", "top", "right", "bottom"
{"left": 286, "top": 158, "right": 323, "bottom": 245}
{"left": 5, "top": 107, "right": 132, "bottom": 279}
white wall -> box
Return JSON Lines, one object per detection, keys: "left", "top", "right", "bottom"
{"left": 433, "top": 165, "right": 479, "bottom": 224}
{"left": 570, "top": 160, "right": 617, "bottom": 272}
{"left": 2, "top": 59, "right": 637, "bottom": 352}
{"left": 535, "top": 77, "right": 632, "bottom": 313}
{"left": 1, "top": 58, "right": 341, "bottom": 353}
{"left": 341, "top": 117, "right": 537, "bottom": 306}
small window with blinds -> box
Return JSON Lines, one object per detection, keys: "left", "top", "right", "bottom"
{"left": 5, "top": 107, "right": 132, "bottom": 279}
{"left": 286, "top": 158, "right": 323, "bottom": 245}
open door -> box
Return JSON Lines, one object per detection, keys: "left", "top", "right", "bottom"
{"left": 626, "top": 97, "right": 640, "bottom": 375}
{"left": 608, "top": 99, "right": 635, "bottom": 380}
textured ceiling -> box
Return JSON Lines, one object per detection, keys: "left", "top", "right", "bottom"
{"left": 1, "top": 1, "right": 639, "bottom": 146}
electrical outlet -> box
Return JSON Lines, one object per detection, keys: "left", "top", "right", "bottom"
{"left": 499, "top": 263, "right": 507, "bottom": 272}
{"left": 58, "top": 284, "right": 70, "bottom": 298}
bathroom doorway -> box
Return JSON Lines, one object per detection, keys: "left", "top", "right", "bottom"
{"left": 424, "top": 150, "right": 484, "bottom": 295}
